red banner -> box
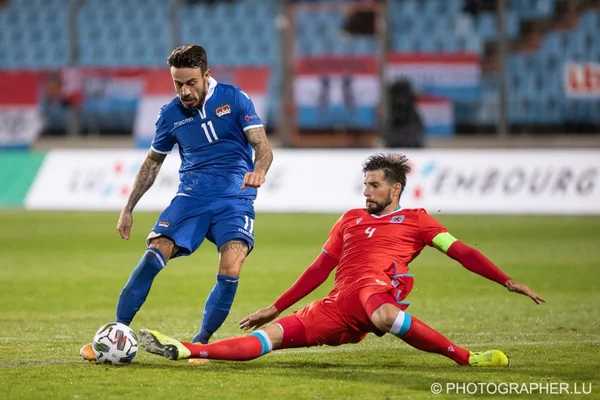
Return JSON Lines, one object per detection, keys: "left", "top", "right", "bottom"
{"left": 0, "top": 72, "right": 41, "bottom": 105}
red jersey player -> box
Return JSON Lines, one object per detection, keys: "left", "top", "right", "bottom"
{"left": 138, "top": 153, "right": 545, "bottom": 367}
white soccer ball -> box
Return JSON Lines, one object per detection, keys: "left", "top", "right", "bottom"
{"left": 92, "top": 322, "right": 138, "bottom": 365}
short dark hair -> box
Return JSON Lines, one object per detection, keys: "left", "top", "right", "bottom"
{"left": 167, "top": 44, "right": 208, "bottom": 72}
{"left": 362, "top": 153, "right": 411, "bottom": 195}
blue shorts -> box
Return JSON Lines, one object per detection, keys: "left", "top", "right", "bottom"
{"left": 147, "top": 195, "right": 255, "bottom": 258}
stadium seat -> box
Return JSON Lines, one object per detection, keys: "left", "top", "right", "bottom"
{"left": 476, "top": 11, "right": 520, "bottom": 41}
{"left": 509, "top": 0, "right": 555, "bottom": 21}
{"left": 1, "top": 0, "right": 595, "bottom": 127}
{"left": 452, "top": 14, "right": 476, "bottom": 37}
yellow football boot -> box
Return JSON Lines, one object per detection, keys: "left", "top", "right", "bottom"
{"left": 469, "top": 350, "right": 509, "bottom": 367}
{"left": 138, "top": 329, "right": 191, "bottom": 360}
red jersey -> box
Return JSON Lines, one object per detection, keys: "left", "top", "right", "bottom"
{"left": 322, "top": 208, "right": 447, "bottom": 296}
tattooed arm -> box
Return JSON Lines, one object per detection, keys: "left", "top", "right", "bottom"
{"left": 117, "top": 149, "right": 166, "bottom": 239}
{"left": 124, "top": 150, "right": 166, "bottom": 212}
{"left": 241, "top": 126, "right": 273, "bottom": 190}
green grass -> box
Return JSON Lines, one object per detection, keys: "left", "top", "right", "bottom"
{"left": 1, "top": 211, "right": 599, "bottom": 399}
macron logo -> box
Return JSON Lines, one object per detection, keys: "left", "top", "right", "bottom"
{"left": 174, "top": 117, "right": 194, "bottom": 128}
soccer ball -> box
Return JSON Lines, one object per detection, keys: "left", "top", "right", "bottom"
{"left": 92, "top": 322, "right": 138, "bottom": 365}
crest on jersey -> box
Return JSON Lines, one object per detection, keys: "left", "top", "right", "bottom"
{"left": 216, "top": 104, "right": 231, "bottom": 117}
{"left": 390, "top": 215, "right": 405, "bottom": 224}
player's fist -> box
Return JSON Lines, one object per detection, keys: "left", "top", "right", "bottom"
{"left": 239, "top": 305, "right": 280, "bottom": 331}
{"left": 241, "top": 171, "right": 266, "bottom": 190}
{"left": 505, "top": 279, "right": 546, "bottom": 304}
{"left": 117, "top": 211, "right": 133, "bottom": 240}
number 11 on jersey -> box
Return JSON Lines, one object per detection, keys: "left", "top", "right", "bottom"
{"left": 201, "top": 120, "right": 219, "bottom": 143}
{"left": 244, "top": 216, "right": 255, "bottom": 234}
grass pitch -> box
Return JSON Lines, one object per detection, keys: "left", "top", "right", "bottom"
{"left": 1, "top": 211, "right": 599, "bottom": 399}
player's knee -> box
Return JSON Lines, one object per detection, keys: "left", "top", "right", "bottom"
{"left": 370, "top": 304, "right": 400, "bottom": 333}
{"left": 263, "top": 324, "right": 284, "bottom": 350}
{"left": 148, "top": 236, "right": 177, "bottom": 260}
{"left": 218, "top": 240, "right": 249, "bottom": 276}
{"left": 218, "top": 261, "right": 243, "bottom": 277}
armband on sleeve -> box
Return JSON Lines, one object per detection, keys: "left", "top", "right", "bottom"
{"left": 431, "top": 232, "right": 458, "bottom": 254}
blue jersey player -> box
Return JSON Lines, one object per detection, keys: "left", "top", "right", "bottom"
{"left": 80, "top": 44, "right": 273, "bottom": 361}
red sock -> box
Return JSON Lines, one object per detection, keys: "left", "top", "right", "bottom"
{"left": 182, "top": 336, "right": 263, "bottom": 361}
{"left": 400, "top": 317, "right": 470, "bottom": 365}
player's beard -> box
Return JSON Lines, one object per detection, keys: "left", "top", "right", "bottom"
{"left": 181, "top": 78, "right": 207, "bottom": 109}
{"left": 366, "top": 193, "right": 393, "bottom": 215}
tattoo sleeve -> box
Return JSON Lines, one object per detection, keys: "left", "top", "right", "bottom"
{"left": 123, "top": 150, "right": 166, "bottom": 213}
{"left": 244, "top": 127, "right": 273, "bottom": 174}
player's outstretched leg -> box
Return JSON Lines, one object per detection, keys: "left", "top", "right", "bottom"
{"left": 467, "top": 350, "right": 510, "bottom": 367}
{"left": 371, "top": 304, "right": 508, "bottom": 367}
{"left": 140, "top": 323, "right": 283, "bottom": 362}
{"left": 139, "top": 329, "right": 192, "bottom": 360}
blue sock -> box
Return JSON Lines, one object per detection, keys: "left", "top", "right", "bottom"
{"left": 193, "top": 274, "right": 239, "bottom": 344}
{"left": 115, "top": 248, "right": 166, "bottom": 325}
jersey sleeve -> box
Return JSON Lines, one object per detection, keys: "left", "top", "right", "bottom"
{"left": 418, "top": 210, "right": 449, "bottom": 247}
{"left": 150, "top": 107, "right": 176, "bottom": 154}
{"left": 322, "top": 214, "right": 345, "bottom": 260}
{"left": 235, "top": 88, "right": 263, "bottom": 132}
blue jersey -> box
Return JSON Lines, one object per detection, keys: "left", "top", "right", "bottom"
{"left": 151, "top": 77, "right": 263, "bottom": 201}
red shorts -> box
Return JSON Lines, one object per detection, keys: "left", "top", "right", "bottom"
{"left": 276, "top": 275, "right": 414, "bottom": 347}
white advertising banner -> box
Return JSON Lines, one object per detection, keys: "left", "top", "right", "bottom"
{"left": 25, "top": 149, "right": 600, "bottom": 214}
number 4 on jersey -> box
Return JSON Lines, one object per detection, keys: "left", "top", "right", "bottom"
{"left": 365, "top": 227, "right": 376, "bottom": 238}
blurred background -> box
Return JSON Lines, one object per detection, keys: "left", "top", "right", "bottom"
{"left": 0, "top": 0, "right": 598, "bottom": 150}
{"left": 0, "top": 0, "right": 599, "bottom": 214}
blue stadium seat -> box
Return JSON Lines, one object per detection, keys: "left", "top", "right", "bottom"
{"left": 509, "top": 0, "right": 555, "bottom": 21}
{"left": 565, "top": 32, "right": 588, "bottom": 62}
{"left": 464, "top": 36, "right": 482, "bottom": 53}
{"left": 442, "top": 38, "right": 460, "bottom": 52}
{"left": 477, "top": 12, "right": 497, "bottom": 41}
{"left": 446, "top": 0, "right": 465, "bottom": 16}
{"left": 417, "top": 37, "right": 437, "bottom": 53}
{"left": 578, "top": 11, "right": 599, "bottom": 34}
{"left": 398, "top": 0, "right": 420, "bottom": 18}
{"left": 392, "top": 34, "right": 414, "bottom": 52}
{"left": 540, "top": 31, "right": 565, "bottom": 59}
{"left": 353, "top": 36, "right": 378, "bottom": 55}
{"left": 476, "top": 11, "right": 520, "bottom": 41}
{"left": 539, "top": 96, "right": 564, "bottom": 124}
{"left": 452, "top": 14, "right": 476, "bottom": 37}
